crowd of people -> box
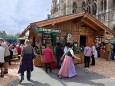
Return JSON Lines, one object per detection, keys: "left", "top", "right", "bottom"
{"left": 0, "top": 38, "right": 25, "bottom": 78}
{"left": 42, "top": 41, "right": 115, "bottom": 79}
{"left": 0, "top": 38, "right": 115, "bottom": 83}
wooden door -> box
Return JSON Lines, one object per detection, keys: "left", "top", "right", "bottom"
{"left": 87, "top": 36, "right": 94, "bottom": 47}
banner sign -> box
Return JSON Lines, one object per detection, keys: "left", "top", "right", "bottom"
{"left": 33, "top": 27, "right": 61, "bottom": 34}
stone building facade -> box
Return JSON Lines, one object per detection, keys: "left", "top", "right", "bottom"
{"left": 50, "top": 0, "right": 115, "bottom": 32}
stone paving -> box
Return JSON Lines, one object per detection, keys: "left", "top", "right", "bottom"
{"left": 0, "top": 58, "right": 115, "bottom": 86}
{"left": 6, "top": 66, "right": 115, "bottom": 86}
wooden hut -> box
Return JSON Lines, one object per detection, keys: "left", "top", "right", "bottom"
{"left": 20, "top": 12, "right": 115, "bottom": 64}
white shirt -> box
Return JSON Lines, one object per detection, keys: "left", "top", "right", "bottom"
{"left": 64, "top": 46, "right": 68, "bottom": 53}
{"left": 1, "top": 42, "right": 10, "bottom": 57}
{"left": 12, "top": 48, "right": 17, "bottom": 55}
{"left": 0, "top": 46, "right": 5, "bottom": 63}
{"left": 68, "top": 48, "right": 74, "bottom": 56}
{"left": 92, "top": 46, "right": 98, "bottom": 58}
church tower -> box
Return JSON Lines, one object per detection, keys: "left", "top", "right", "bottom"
{"left": 66, "top": 0, "right": 72, "bottom": 15}
{"left": 51, "top": 0, "right": 58, "bottom": 17}
{"left": 58, "top": 0, "right": 64, "bottom": 16}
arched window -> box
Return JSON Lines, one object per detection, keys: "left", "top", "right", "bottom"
{"left": 92, "top": 3, "right": 97, "bottom": 15}
{"left": 87, "top": 0, "right": 91, "bottom": 4}
{"left": 100, "top": 0, "right": 103, "bottom": 11}
{"left": 87, "top": 6, "right": 91, "bottom": 14}
{"left": 103, "top": 0, "right": 107, "bottom": 11}
{"left": 64, "top": 3, "right": 66, "bottom": 15}
{"left": 72, "top": 2, "right": 77, "bottom": 13}
{"left": 113, "top": 0, "right": 115, "bottom": 8}
{"left": 82, "top": 1, "right": 86, "bottom": 11}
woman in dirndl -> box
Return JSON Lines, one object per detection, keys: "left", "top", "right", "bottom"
{"left": 58, "top": 43, "right": 80, "bottom": 78}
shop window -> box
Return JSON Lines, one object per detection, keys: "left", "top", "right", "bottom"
{"left": 60, "top": 37, "right": 65, "bottom": 44}
{"left": 42, "top": 34, "right": 52, "bottom": 47}
{"left": 56, "top": 36, "right": 60, "bottom": 43}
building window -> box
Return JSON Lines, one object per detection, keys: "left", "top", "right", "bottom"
{"left": 100, "top": 0, "right": 106, "bottom": 11}
{"left": 87, "top": 6, "right": 91, "bottom": 14}
{"left": 92, "top": 3, "right": 97, "bottom": 15}
{"left": 104, "top": 0, "right": 107, "bottom": 11}
{"left": 72, "top": 2, "right": 77, "bottom": 13}
{"left": 87, "top": 0, "right": 91, "bottom": 4}
{"left": 82, "top": 1, "right": 86, "bottom": 11}
{"left": 113, "top": 0, "right": 115, "bottom": 8}
{"left": 100, "top": 16, "right": 105, "bottom": 22}
{"left": 100, "top": 0, "right": 103, "bottom": 11}
{"left": 64, "top": 3, "right": 66, "bottom": 15}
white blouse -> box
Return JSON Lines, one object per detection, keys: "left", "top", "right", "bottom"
{"left": 0, "top": 46, "right": 5, "bottom": 63}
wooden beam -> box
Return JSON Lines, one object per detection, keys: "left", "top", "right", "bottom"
{"left": 82, "top": 19, "right": 99, "bottom": 31}
{"left": 85, "top": 13, "right": 115, "bottom": 36}
{"left": 31, "top": 12, "right": 85, "bottom": 27}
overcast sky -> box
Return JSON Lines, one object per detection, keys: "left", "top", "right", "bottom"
{"left": 0, "top": 0, "right": 52, "bottom": 34}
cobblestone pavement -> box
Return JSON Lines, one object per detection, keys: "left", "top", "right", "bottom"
{"left": 0, "top": 58, "right": 115, "bottom": 86}
{"left": 78, "top": 58, "right": 115, "bottom": 78}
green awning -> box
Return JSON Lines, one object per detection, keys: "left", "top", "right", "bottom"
{"left": 33, "top": 27, "right": 61, "bottom": 34}
{"left": 109, "top": 39, "right": 115, "bottom": 43}
{"left": 0, "top": 35, "right": 17, "bottom": 40}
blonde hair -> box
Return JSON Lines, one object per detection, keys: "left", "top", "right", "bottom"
{"left": 24, "top": 40, "right": 30, "bottom": 45}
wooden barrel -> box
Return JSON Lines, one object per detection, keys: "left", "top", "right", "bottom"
{"left": 74, "top": 53, "right": 84, "bottom": 64}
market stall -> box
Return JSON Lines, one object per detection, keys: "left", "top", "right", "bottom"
{"left": 20, "top": 12, "right": 115, "bottom": 65}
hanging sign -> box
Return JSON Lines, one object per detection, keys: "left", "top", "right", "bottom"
{"left": 33, "top": 27, "right": 61, "bottom": 34}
